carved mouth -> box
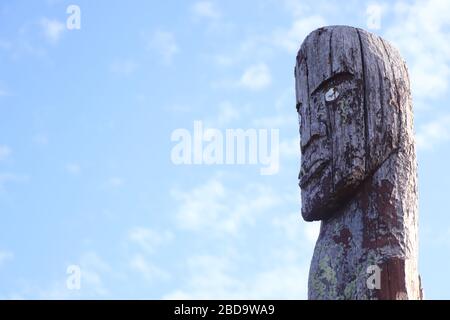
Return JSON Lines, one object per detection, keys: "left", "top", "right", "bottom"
{"left": 299, "top": 159, "right": 330, "bottom": 188}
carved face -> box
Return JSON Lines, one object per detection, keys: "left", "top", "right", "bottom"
{"left": 297, "top": 70, "right": 366, "bottom": 221}
{"left": 296, "top": 26, "right": 405, "bottom": 221}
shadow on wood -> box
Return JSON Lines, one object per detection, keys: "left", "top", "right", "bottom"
{"left": 295, "top": 25, "right": 422, "bottom": 300}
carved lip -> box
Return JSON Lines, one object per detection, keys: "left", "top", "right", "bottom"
{"left": 299, "top": 158, "right": 330, "bottom": 188}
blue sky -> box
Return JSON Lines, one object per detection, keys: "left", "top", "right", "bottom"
{"left": 0, "top": 0, "right": 449, "bottom": 299}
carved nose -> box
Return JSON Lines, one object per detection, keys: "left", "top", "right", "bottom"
{"left": 301, "top": 133, "right": 322, "bottom": 154}
{"left": 301, "top": 112, "right": 327, "bottom": 149}
{"left": 301, "top": 120, "right": 327, "bottom": 154}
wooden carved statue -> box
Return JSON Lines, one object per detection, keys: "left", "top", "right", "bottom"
{"left": 295, "top": 26, "right": 422, "bottom": 299}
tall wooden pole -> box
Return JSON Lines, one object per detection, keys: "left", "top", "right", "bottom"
{"left": 295, "top": 26, "right": 422, "bottom": 299}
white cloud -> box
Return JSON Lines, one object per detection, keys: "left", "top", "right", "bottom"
{"left": 40, "top": 18, "right": 65, "bottom": 44}
{"left": 164, "top": 253, "right": 240, "bottom": 299}
{"left": 206, "top": 101, "right": 241, "bottom": 127}
{"left": 283, "top": 0, "right": 309, "bottom": 17}
{"left": 207, "top": 8, "right": 324, "bottom": 68}
{"left": 416, "top": 115, "right": 450, "bottom": 150}
{"left": 165, "top": 103, "right": 191, "bottom": 113}
{"left": 129, "top": 254, "right": 170, "bottom": 283}
{"left": 192, "top": 1, "right": 221, "bottom": 20}
{"left": 252, "top": 114, "right": 296, "bottom": 130}
{"left": 109, "top": 59, "right": 138, "bottom": 75}
{"left": 0, "top": 145, "right": 11, "bottom": 161}
{"left": 303, "top": 221, "right": 320, "bottom": 244}
{"left": 32, "top": 133, "right": 49, "bottom": 146}
{"left": 66, "top": 163, "right": 81, "bottom": 175}
{"left": 426, "top": 226, "right": 450, "bottom": 248}
{"left": 279, "top": 137, "right": 300, "bottom": 159}
{"left": 0, "top": 251, "right": 13, "bottom": 267}
{"left": 385, "top": 0, "right": 450, "bottom": 100}
{"left": 166, "top": 173, "right": 313, "bottom": 299}
{"left": 212, "top": 54, "right": 234, "bottom": 67}
{"left": 366, "top": 3, "right": 385, "bottom": 30}
{"left": 0, "top": 173, "right": 28, "bottom": 191}
{"left": 251, "top": 88, "right": 297, "bottom": 128}
{"left": 275, "top": 87, "right": 295, "bottom": 111}
{"left": 0, "top": 24, "right": 47, "bottom": 59}
{"left": 172, "top": 177, "right": 281, "bottom": 235}
{"left": 149, "top": 31, "right": 179, "bottom": 63}
{"left": 0, "top": 82, "right": 12, "bottom": 99}
{"left": 272, "top": 213, "right": 303, "bottom": 242}
{"left": 271, "top": 15, "right": 326, "bottom": 54}
{"left": 272, "top": 212, "right": 319, "bottom": 245}
{"left": 0, "top": 40, "right": 12, "bottom": 51}
{"left": 216, "top": 101, "right": 240, "bottom": 125}
{"left": 172, "top": 178, "right": 226, "bottom": 232}
{"left": 107, "top": 177, "right": 123, "bottom": 188}
{"left": 36, "top": 283, "right": 75, "bottom": 300}
{"left": 76, "top": 251, "right": 112, "bottom": 297}
{"left": 163, "top": 251, "right": 309, "bottom": 299}
{"left": 239, "top": 63, "right": 271, "bottom": 90}
{"left": 23, "top": 251, "right": 113, "bottom": 299}
{"left": 163, "top": 231, "right": 313, "bottom": 299}
{"left": 128, "top": 228, "right": 173, "bottom": 254}
{"left": 208, "top": 37, "right": 267, "bottom": 70}
{"left": 242, "top": 264, "right": 309, "bottom": 299}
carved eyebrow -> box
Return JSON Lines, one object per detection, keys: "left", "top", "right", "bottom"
{"left": 310, "top": 71, "right": 354, "bottom": 96}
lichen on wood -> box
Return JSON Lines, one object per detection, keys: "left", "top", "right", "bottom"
{"left": 295, "top": 26, "right": 422, "bottom": 300}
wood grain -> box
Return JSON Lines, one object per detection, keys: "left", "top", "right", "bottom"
{"left": 295, "top": 26, "right": 422, "bottom": 299}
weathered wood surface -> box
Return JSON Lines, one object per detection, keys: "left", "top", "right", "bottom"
{"left": 295, "top": 26, "right": 422, "bottom": 300}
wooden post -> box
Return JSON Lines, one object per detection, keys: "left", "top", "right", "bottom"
{"left": 295, "top": 26, "right": 422, "bottom": 300}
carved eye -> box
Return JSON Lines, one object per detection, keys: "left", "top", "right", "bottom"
{"left": 325, "top": 87, "right": 339, "bottom": 102}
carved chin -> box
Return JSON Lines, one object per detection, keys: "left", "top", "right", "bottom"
{"left": 301, "top": 162, "right": 366, "bottom": 222}
{"left": 301, "top": 166, "right": 334, "bottom": 221}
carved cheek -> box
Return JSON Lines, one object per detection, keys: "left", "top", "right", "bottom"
{"left": 330, "top": 86, "right": 366, "bottom": 192}
{"left": 334, "top": 95, "right": 354, "bottom": 124}
{"left": 299, "top": 106, "right": 308, "bottom": 150}
{"left": 310, "top": 96, "right": 329, "bottom": 138}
